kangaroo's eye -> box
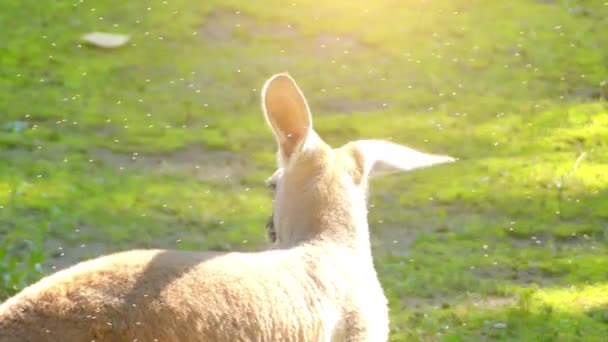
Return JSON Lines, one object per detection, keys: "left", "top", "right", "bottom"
{"left": 267, "top": 181, "right": 277, "bottom": 192}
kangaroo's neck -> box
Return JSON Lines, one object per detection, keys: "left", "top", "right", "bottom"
{"left": 278, "top": 175, "right": 371, "bottom": 252}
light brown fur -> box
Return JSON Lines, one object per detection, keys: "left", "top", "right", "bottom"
{"left": 0, "top": 74, "right": 454, "bottom": 342}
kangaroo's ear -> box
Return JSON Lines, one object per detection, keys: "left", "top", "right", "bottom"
{"left": 351, "top": 140, "right": 455, "bottom": 179}
{"left": 262, "top": 73, "right": 314, "bottom": 162}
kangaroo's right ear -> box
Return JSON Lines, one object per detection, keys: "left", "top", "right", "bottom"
{"left": 262, "top": 73, "right": 314, "bottom": 163}
{"left": 350, "top": 140, "right": 455, "bottom": 182}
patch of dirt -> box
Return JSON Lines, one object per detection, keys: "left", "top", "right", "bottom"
{"left": 372, "top": 223, "right": 417, "bottom": 257}
{"left": 507, "top": 228, "right": 597, "bottom": 250}
{"left": 317, "top": 98, "right": 388, "bottom": 114}
{"left": 198, "top": 9, "right": 298, "bottom": 43}
{"left": 402, "top": 294, "right": 517, "bottom": 311}
{"left": 370, "top": 204, "right": 475, "bottom": 257}
{"left": 514, "top": 267, "right": 559, "bottom": 285}
{"left": 44, "top": 239, "right": 111, "bottom": 272}
{"left": 92, "top": 146, "right": 247, "bottom": 182}
{"left": 0, "top": 143, "right": 247, "bottom": 183}
{"left": 570, "top": 84, "right": 602, "bottom": 100}
{"left": 474, "top": 264, "right": 559, "bottom": 286}
{"left": 506, "top": 232, "right": 554, "bottom": 247}
{"left": 469, "top": 296, "right": 517, "bottom": 308}
{"left": 0, "top": 143, "right": 69, "bottom": 161}
{"left": 316, "top": 33, "right": 362, "bottom": 52}
{"left": 198, "top": 9, "right": 369, "bottom": 60}
{"left": 310, "top": 33, "right": 368, "bottom": 58}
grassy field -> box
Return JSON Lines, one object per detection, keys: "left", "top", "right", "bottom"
{"left": 1, "top": 0, "right": 607, "bottom": 340}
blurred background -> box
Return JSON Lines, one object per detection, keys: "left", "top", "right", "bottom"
{"left": 1, "top": 0, "right": 607, "bottom": 339}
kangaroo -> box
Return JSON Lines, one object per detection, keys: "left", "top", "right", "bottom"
{"left": 0, "top": 73, "right": 454, "bottom": 342}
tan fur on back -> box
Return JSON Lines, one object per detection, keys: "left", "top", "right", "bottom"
{"left": 1, "top": 248, "right": 357, "bottom": 341}
{"left": 0, "top": 74, "right": 454, "bottom": 342}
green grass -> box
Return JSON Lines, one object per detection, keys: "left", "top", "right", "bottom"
{"left": 1, "top": 0, "right": 607, "bottom": 340}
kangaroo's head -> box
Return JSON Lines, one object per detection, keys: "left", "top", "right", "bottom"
{"left": 262, "top": 73, "right": 455, "bottom": 248}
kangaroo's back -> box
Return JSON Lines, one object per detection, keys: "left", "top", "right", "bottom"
{"left": 1, "top": 248, "right": 346, "bottom": 341}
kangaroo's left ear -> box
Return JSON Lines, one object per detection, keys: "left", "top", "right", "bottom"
{"left": 350, "top": 140, "right": 456, "bottom": 180}
{"left": 262, "top": 73, "right": 314, "bottom": 163}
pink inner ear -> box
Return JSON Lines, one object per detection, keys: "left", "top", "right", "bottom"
{"left": 263, "top": 75, "right": 311, "bottom": 158}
